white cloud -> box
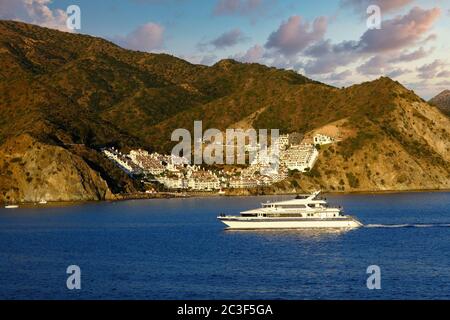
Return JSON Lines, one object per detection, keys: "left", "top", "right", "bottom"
{"left": 265, "top": 15, "right": 327, "bottom": 57}
{"left": 232, "top": 44, "right": 265, "bottom": 63}
{"left": 0, "top": 0, "right": 69, "bottom": 31}
{"left": 114, "top": 23, "right": 165, "bottom": 52}
{"left": 417, "top": 60, "right": 448, "bottom": 79}
{"left": 341, "top": 0, "right": 414, "bottom": 15}
{"left": 198, "top": 28, "right": 248, "bottom": 51}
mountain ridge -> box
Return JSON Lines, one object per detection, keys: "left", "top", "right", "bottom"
{"left": 429, "top": 90, "right": 450, "bottom": 116}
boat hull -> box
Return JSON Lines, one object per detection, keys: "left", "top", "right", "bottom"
{"left": 218, "top": 217, "right": 363, "bottom": 230}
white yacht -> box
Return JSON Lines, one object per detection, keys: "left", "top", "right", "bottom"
{"left": 218, "top": 191, "right": 362, "bottom": 230}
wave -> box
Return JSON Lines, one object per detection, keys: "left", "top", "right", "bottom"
{"left": 365, "top": 223, "right": 450, "bottom": 228}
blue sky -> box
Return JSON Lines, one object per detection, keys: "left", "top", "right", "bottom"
{"left": 2, "top": 0, "right": 449, "bottom": 98}
{"left": 54, "top": 0, "right": 362, "bottom": 55}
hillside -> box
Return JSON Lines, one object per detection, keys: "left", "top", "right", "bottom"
{"left": 0, "top": 134, "right": 113, "bottom": 202}
{"left": 0, "top": 20, "right": 450, "bottom": 203}
{"left": 429, "top": 90, "right": 450, "bottom": 116}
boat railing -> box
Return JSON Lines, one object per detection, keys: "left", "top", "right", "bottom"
{"left": 326, "top": 205, "right": 343, "bottom": 209}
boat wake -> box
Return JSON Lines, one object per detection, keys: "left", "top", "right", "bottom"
{"left": 365, "top": 223, "right": 450, "bottom": 229}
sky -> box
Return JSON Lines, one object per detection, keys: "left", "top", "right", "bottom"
{"left": 1, "top": 0, "right": 449, "bottom": 99}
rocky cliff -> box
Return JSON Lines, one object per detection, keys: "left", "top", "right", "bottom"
{"left": 0, "top": 134, "right": 115, "bottom": 202}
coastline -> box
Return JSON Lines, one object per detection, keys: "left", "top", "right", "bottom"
{"left": 4, "top": 187, "right": 450, "bottom": 209}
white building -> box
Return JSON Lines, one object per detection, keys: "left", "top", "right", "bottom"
{"left": 159, "top": 177, "right": 187, "bottom": 189}
{"left": 229, "top": 177, "right": 259, "bottom": 189}
{"left": 103, "top": 149, "right": 141, "bottom": 175}
{"left": 170, "top": 154, "right": 190, "bottom": 166}
{"left": 187, "top": 171, "right": 221, "bottom": 191}
{"left": 250, "top": 147, "right": 279, "bottom": 165}
{"left": 244, "top": 143, "right": 261, "bottom": 153}
{"left": 276, "top": 134, "right": 290, "bottom": 150}
{"left": 313, "top": 134, "right": 334, "bottom": 146}
{"left": 281, "top": 144, "right": 319, "bottom": 172}
{"left": 129, "top": 149, "right": 165, "bottom": 175}
{"left": 188, "top": 178, "right": 220, "bottom": 191}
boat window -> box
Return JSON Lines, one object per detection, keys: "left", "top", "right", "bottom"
{"left": 275, "top": 204, "right": 306, "bottom": 209}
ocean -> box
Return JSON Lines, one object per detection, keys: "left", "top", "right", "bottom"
{"left": 1, "top": 192, "right": 450, "bottom": 300}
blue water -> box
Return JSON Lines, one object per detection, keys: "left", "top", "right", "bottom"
{"left": 1, "top": 192, "right": 450, "bottom": 300}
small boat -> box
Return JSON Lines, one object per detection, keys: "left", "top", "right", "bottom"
{"left": 39, "top": 200, "right": 48, "bottom": 204}
{"left": 218, "top": 191, "right": 363, "bottom": 230}
{"left": 4, "top": 205, "right": 19, "bottom": 209}
{"left": 218, "top": 190, "right": 226, "bottom": 195}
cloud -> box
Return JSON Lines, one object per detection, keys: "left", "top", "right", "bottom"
{"left": 356, "top": 7, "right": 441, "bottom": 53}
{"left": 417, "top": 60, "right": 448, "bottom": 79}
{"left": 265, "top": 15, "right": 327, "bottom": 56}
{"left": 388, "top": 47, "right": 431, "bottom": 63}
{"left": 200, "top": 54, "right": 219, "bottom": 66}
{"left": 341, "top": 0, "right": 414, "bottom": 15}
{"left": 302, "top": 40, "right": 358, "bottom": 74}
{"left": 387, "top": 68, "right": 411, "bottom": 78}
{"left": 114, "top": 23, "right": 165, "bottom": 52}
{"left": 302, "top": 7, "right": 440, "bottom": 75}
{"left": 207, "top": 29, "right": 248, "bottom": 49}
{"left": 356, "top": 48, "right": 427, "bottom": 77}
{"left": 179, "top": 53, "right": 218, "bottom": 66}
{"left": 303, "top": 56, "right": 352, "bottom": 75}
{"left": 356, "top": 55, "right": 388, "bottom": 75}
{"left": 328, "top": 70, "right": 353, "bottom": 80}
{"left": 436, "top": 80, "right": 450, "bottom": 86}
{"left": 232, "top": 44, "right": 265, "bottom": 63}
{"left": 0, "top": 0, "right": 69, "bottom": 31}
{"left": 437, "top": 70, "right": 450, "bottom": 78}
{"left": 420, "top": 33, "right": 437, "bottom": 44}
{"left": 405, "top": 80, "right": 447, "bottom": 100}
{"left": 213, "top": 0, "right": 270, "bottom": 16}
